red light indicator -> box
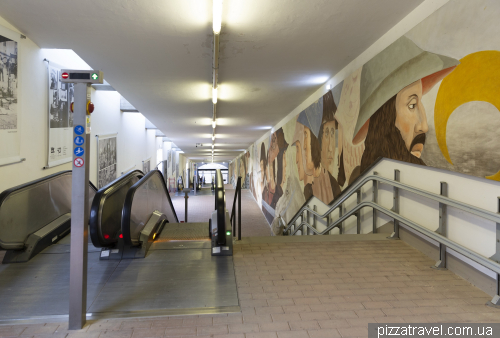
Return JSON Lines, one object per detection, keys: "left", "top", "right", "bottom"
{"left": 104, "top": 234, "right": 110, "bottom": 239}
{"left": 119, "top": 234, "right": 123, "bottom": 239}
{"left": 70, "top": 102, "right": 74, "bottom": 113}
{"left": 62, "top": 72, "right": 69, "bottom": 79}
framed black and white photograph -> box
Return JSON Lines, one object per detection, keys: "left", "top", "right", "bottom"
{"left": 0, "top": 30, "right": 21, "bottom": 166}
{"left": 97, "top": 134, "right": 118, "bottom": 188}
{"left": 48, "top": 64, "right": 72, "bottom": 129}
{"left": 46, "top": 62, "right": 75, "bottom": 168}
{"left": 0, "top": 36, "right": 18, "bottom": 129}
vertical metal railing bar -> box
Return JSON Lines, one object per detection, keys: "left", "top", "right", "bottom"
{"left": 372, "top": 171, "right": 378, "bottom": 234}
{"left": 313, "top": 205, "right": 317, "bottom": 235}
{"left": 388, "top": 169, "right": 400, "bottom": 240}
{"left": 433, "top": 181, "right": 448, "bottom": 270}
{"left": 339, "top": 204, "right": 343, "bottom": 234}
{"left": 356, "top": 190, "right": 361, "bottom": 234}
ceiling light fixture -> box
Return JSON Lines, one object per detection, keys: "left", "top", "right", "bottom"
{"left": 212, "top": 120, "right": 217, "bottom": 128}
{"left": 212, "top": 135, "right": 215, "bottom": 141}
{"left": 212, "top": 87, "right": 218, "bottom": 104}
{"left": 212, "top": 144, "right": 214, "bottom": 149}
{"left": 213, "top": 0, "right": 223, "bottom": 34}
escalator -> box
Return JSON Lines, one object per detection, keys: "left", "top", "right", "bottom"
{"left": 89, "top": 170, "right": 144, "bottom": 249}
{"left": 91, "top": 168, "right": 232, "bottom": 258}
{"left": 0, "top": 171, "right": 96, "bottom": 263}
{"left": 91, "top": 169, "right": 179, "bottom": 259}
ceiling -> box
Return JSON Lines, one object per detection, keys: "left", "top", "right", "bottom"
{"left": 0, "top": 0, "right": 424, "bottom": 162}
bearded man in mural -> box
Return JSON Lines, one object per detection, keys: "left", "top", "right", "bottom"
{"left": 319, "top": 90, "right": 341, "bottom": 199}
{"left": 334, "top": 36, "right": 459, "bottom": 179}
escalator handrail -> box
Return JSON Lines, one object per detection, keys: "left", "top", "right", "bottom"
{"left": 215, "top": 169, "right": 226, "bottom": 245}
{"left": 121, "top": 169, "right": 179, "bottom": 246}
{"left": 89, "top": 170, "right": 144, "bottom": 247}
{"left": 0, "top": 170, "right": 97, "bottom": 210}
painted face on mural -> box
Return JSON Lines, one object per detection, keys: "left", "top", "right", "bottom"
{"left": 320, "top": 121, "right": 336, "bottom": 169}
{"left": 395, "top": 80, "right": 428, "bottom": 158}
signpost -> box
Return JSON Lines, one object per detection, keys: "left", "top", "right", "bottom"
{"left": 61, "top": 70, "right": 103, "bottom": 330}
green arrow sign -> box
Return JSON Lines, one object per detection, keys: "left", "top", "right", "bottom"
{"left": 91, "top": 73, "right": 99, "bottom": 80}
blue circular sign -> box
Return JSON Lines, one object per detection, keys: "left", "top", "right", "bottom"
{"left": 74, "top": 136, "right": 85, "bottom": 146}
{"left": 74, "top": 125, "right": 85, "bottom": 135}
{"left": 74, "top": 147, "right": 84, "bottom": 157}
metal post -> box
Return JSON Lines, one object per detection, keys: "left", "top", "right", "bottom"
{"left": 338, "top": 204, "right": 343, "bottom": 234}
{"left": 183, "top": 189, "right": 189, "bottom": 222}
{"left": 372, "top": 171, "right": 378, "bottom": 233}
{"left": 356, "top": 190, "right": 361, "bottom": 234}
{"left": 490, "top": 197, "right": 500, "bottom": 263}
{"left": 433, "top": 182, "right": 448, "bottom": 270}
{"left": 304, "top": 204, "right": 311, "bottom": 235}
{"left": 68, "top": 83, "right": 90, "bottom": 329}
{"left": 388, "top": 169, "right": 400, "bottom": 240}
{"left": 238, "top": 180, "right": 241, "bottom": 241}
{"left": 487, "top": 197, "right": 500, "bottom": 308}
{"left": 232, "top": 209, "right": 236, "bottom": 236}
{"left": 313, "top": 205, "right": 317, "bottom": 235}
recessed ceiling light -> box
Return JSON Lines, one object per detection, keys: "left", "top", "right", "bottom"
{"left": 213, "top": 0, "right": 223, "bottom": 34}
{"left": 212, "top": 87, "right": 218, "bottom": 104}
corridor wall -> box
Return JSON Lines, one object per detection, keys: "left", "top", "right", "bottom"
{"left": 0, "top": 16, "right": 159, "bottom": 192}
{"left": 231, "top": 0, "right": 500, "bottom": 235}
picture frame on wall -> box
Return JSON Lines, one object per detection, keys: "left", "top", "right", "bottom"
{"left": 96, "top": 133, "right": 118, "bottom": 188}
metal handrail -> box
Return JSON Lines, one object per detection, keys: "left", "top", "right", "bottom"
{"left": 284, "top": 174, "right": 500, "bottom": 232}
{"left": 230, "top": 176, "right": 242, "bottom": 240}
{"left": 282, "top": 165, "right": 500, "bottom": 307}
{"left": 214, "top": 169, "right": 226, "bottom": 245}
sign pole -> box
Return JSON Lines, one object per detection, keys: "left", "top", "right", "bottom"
{"left": 68, "top": 82, "right": 90, "bottom": 329}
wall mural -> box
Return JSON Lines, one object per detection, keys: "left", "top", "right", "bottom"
{"left": 231, "top": 0, "right": 500, "bottom": 234}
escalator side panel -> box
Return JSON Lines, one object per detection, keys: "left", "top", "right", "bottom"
{"left": 122, "top": 170, "right": 178, "bottom": 246}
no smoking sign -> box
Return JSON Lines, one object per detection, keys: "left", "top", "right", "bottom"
{"left": 74, "top": 157, "right": 84, "bottom": 167}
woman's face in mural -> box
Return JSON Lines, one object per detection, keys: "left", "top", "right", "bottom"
{"left": 295, "top": 142, "right": 305, "bottom": 181}
{"left": 395, "top": 80, "right": 429, "bottom": 158}
{"left": 321, "top": 121, "right": 336, "bottom": 170}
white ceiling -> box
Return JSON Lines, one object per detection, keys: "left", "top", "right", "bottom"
{"left": 0, "top": 0, "right": 424, "bottom": 162}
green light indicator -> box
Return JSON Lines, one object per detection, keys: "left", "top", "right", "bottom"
{"left": 91, "top": 73, "right": 99, "bottom": 80}
{"left": 226, "top": 231, "right": 231, "bottom": 235}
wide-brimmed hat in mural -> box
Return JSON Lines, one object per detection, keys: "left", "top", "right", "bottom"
{"left": 344, "top": 36, "right": 460, "bottom": 140}
{"left": 297, "top": 98, "right": 323, "bottom": 139}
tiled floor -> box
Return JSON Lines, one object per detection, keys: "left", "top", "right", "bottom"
{"left": 2, "top": 237, "right": 498, "bottom": 338}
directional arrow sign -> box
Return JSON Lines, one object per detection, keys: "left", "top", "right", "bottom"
{"left": 91, "top": 73, "right": 99, "bottom": 80}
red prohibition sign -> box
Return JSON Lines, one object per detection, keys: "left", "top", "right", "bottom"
{"left": 74, "top": 157, "right": 84, "bottom": 167}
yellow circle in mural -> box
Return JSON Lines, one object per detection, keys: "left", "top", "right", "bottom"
{"left": 434, "top": 51, "right": 500, "bottom": 172}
